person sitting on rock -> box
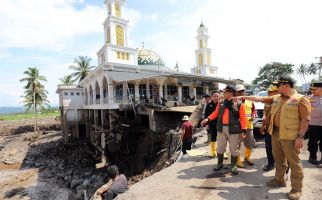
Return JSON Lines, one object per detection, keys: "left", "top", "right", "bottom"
{"left": 97, "top": 165, "right": 128, "bottom": 200}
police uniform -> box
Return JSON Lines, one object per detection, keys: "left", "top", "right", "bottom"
{"left": 264, "top": 76, "right": 311, "bottom": 198}
{"left": 307, "top": 81, "right": 322, "bottom": 164}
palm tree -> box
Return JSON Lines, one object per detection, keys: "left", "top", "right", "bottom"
{"left": 59, "top": 75, "right": 76, "bottom": 85}
{"left": 20, "top": 67, "right": 48, "bottom": 134}
{"left": 307, "top": 63, "right": 318, "bottom": 80}
{"left": 69, "top": 56, "right": 95, "bottom": 83}
{"left": 296, "top": 64, "right": 308, "bottom": 84}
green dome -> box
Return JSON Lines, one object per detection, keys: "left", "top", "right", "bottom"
{"left": 138, "top": 49, "right": 165, "bottom": 67}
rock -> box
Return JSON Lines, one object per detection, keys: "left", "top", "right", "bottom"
{"left": 4, "top": 159, "right": 15, "bottom": 165}
{"left": 9, "top": 148, "right": 18, "bottom": 156}
{"left": 71, "top": 179, "right": 83, "bottom": 188}
{"left": 82, "top": 179, "right": 89, "bottom": 187}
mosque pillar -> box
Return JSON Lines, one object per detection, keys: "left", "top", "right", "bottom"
{"left": 205, "top": 86, "right": 209, "bottom": 95}
{"left": 134, "top": 82, "right": 140, "bottom": 101}
{"left": 123, "top": 82, "right": 128, "bottom": 103}
{"left": 164, "top": 82, "right": 168, "bottom": 99}
{"left": 108, "top": 78, "right": 114, "bottom": 104}
{"left": 93, "top": 89, "right": 96, "bottom": 105}
{"left": 146, "top": 82, "right": 150, "bottom": 100}
{"left": 100, "top": 85, "right": 104, "bottom": 105}
{"left": 193, "top": 87, "right": 197, "bottom": 98}
{"left": 178, "top": 86, "right": 182, "bottom": 103}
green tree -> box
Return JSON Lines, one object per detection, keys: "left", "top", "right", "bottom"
{"left": 59, "top": 75, "right": 76, "bottom": 85}
{"left": 69, "top": 56, "right": 95, "bottom": 83}
{"left": 296, "top": 64, "right": 308, "bottom": 84}
{"left": 307, "top": 63, "right": 318, "bottom": 80}
{"left": 20, "top": 67, "right": 48, "bottom": 134}
{"left": 252, "top": 62, "right": 294, "bottom": 88}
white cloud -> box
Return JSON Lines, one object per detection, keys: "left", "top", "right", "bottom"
{"left": 0, "top": 0, "right": 105, "bottom": 51}
{"left": 138, "top": 0, "right": 322, "bottom": 83}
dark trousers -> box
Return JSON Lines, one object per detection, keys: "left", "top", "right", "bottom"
{"left": 182, "top": 138, "right": 192, "bottom": 154}
{"left": 264, "top": 132, "right": 275, "bottom": 166}
{"left": 308, "top": 125, "right": 322, "bottom": 159}
{"left": 208, "top": 127, "right": 217, "bottom": 142}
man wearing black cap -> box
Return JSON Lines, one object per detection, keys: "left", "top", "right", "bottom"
{"left": 235, "top": 75, "right": 311, "bottom": 200}
{"left": 203, "top": 91, "right": 220, "bottom": 157}
{"left": 307, "top": 81, "right": 322, "bottom": 166}
{"left": 202, "top": 93, "right": 212, "bottom": 144}
{"left": 201, "top": 85, "right": 247, "bottom": 176}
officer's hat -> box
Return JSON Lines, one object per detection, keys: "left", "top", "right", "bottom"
{"left": 310, "top": 81, "right": 322, "bottom": 89}
{"left": 223, "top": 85, "right": 236, "bottom": 92}
{"left": 277, "top": 75, "right": 295, "bottom": 85}
{"left": 268, "top": 84, "right": 278, "bottom": 92}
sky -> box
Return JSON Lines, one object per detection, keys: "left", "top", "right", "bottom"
{"left": 1, "top": 0, "right": 322, "bottom": 107}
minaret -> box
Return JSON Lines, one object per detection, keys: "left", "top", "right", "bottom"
{"left": 97, "top": 0, "right": 138, "bottom": 66}
{"left": 191, "top": 22, "right": 217, "bottom": 77}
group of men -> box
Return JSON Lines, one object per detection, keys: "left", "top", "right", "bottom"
{"left": 190, "top": 75, "right": 321, "bottom": 200}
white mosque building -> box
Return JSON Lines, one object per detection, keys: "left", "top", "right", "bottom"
{"left": 56, "top": 0, "right": 230, "bottom": 154}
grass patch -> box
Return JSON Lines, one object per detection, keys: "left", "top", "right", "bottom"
{"left": 0, "top": 112, "right": 59, "bottom": 121}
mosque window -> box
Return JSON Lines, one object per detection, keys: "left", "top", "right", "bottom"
{"left": 198, "top": 53, "right": 203, "bottom": 66}
{"left": 126, "top": 53, "right": 129, "bottom": 60}
{"left": 117, "top": 52, "right": 121, "bottom": 59}
{"left": 115, "top": 3, "right": 120, "bottom": 17}
{"left": 122, "top": 52, "right": 125, "bottom": 59}
{"left": 115, "top": 84, "right": 123, "bottom": 101}
{"left": 139, "top": 84, "right": 147, "bottom": 97}
{"left": 196, "top": 86, "right": 204, "bottom": 96}
{"left": 76, "top": 92, "right": 80, "bottom": 96}
{"left": 106, "top": 27, "right": 111, "bottom": 43}
{"left": 64, "top": 92, "right": 68, "bottom": 96}
{"left": 167, "top": 85, "right": 177, "bottom": 96}
{"left": 70, "top": 92, "right": 74, "bottom": 96}
{"left": 116, "top": 25, "right": 124, "bottom": 46}
{"left": 128, "top": 83, "right": 135, "bottom": 97}
{"left": 207, "top": 52, "right": 211, "bottom": 65}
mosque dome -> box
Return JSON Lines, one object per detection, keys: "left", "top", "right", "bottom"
{"left": 138, "top": 49, "right": 166, "bottom": 68}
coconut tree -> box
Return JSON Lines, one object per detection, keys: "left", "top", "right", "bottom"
{"left": 307, "top": 63, "right": 318, "bottom": 80}
{"left": 59, "top": 75, "right": 76, "bottom": 85}
{"left": 296, "top": 64, "right": 308, "bottom": 84}
{"left": 69, "top": 56, "right": 95, "bottom": 83}
{"left": 20, "top": 67, "right": 48, "bottom": 134}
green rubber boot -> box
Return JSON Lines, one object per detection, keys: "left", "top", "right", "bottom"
{"left": 213, "top": 154, "right": 224, "bottom": 171}
{"left": 231, "top": 155, "right": 238, "bottom": 176}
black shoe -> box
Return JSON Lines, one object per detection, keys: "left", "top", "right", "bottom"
{"left": 213, "top": 164, "right": 223, "bottom": 171}
{"left": 263, "top": 164, "right": 274, "bottom": 171}
{"left": 309, "top": 156, "right": 318, "bottom": 164}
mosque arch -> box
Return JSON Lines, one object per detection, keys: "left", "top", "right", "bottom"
{"left": 89, "top": 85, "right": 93, "bottom": 105}
{"left": 102, "top": 76, "right": 108, "bottom": 104}
{"left": 198, "top": 53, "right": 203, "bottom": 67}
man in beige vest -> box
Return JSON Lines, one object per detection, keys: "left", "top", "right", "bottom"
{"left": 235, "top": 75, "right": 311, "bottom": 200}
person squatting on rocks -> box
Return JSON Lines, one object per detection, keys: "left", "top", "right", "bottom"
{"left": 97, "top": 165, "right": 128, "bottom": 200}
{"left": 180, "top": 115, "right": 193, "bottom": 155}
{"left": 201, "top": 85, "right": 247, "bottom": 176}
{"left": 307, "top": 81, "right": 322, "bottom": 166}
{"left": 235, "top": 84, "right": 257, "bottom": 168}
{"left": 203, "top": 91, "right": 220, "bottom": 157}
{"left": 236, "top": 75, "right": 311, "bottom": 200}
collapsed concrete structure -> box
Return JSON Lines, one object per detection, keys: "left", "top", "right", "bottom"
{"left": 56, "top": 0, "right": 231, "bottom": 170}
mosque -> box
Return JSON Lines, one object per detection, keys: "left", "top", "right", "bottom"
{"left": 56, "top": 0, "right": 231, "bottom": 156}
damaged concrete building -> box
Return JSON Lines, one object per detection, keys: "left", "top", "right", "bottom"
{"left": 56, "top": 0, "right": 231, "bottom": 173}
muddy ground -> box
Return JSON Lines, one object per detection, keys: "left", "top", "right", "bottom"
{"left": 0, "top": 118, "right": 173, "bottom": 200}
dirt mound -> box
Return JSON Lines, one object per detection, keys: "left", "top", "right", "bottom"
{"left": 0, "top": 117, "right": 61, "bottom": 136}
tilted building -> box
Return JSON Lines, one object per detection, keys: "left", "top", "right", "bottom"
{"left": 56, "top": 0, "right": 230, "bottom": 157}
